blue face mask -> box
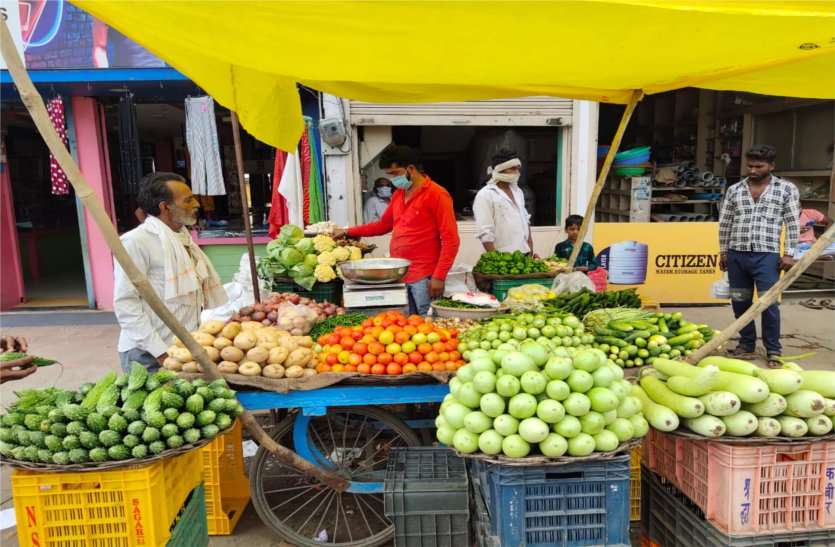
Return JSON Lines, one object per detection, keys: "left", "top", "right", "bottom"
{"left": 391, "top": 174, "right": 412, "bottom": 190}
{"left": 376, "top": 186, "right": 392, "bottom": 198}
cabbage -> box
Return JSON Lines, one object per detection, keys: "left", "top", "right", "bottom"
{"left": 278, "top": 224, "right": 304, "bottom": 245}
{"left": 290, "top": 263, "right": 316, "bottom": 290}
{"left": 295, "top": 238, "right": 316, "bottom": 255}
{"left": 279, "top": 247, "right": 304, "bottom": 268}
{"left": 303, "top": 253, "right": 319, "bottom": 270}
{"left": 266, "top": 239, "right": 285, "bottom": 257}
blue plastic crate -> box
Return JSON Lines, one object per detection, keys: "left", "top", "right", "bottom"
{"left": 469, "top": 455, "right": 631, "bottom": 547}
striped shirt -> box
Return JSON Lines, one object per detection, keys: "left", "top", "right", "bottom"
{"left": 718, "top": 176, "right": 800, "bottom": 255}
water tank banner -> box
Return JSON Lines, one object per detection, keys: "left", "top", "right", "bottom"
{"left": 594, "top": 222, "right": 726, "bottom": 305}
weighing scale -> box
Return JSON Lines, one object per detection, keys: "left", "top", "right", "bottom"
{"left": 342, "top": 280, "right": 408, "bottom": 312}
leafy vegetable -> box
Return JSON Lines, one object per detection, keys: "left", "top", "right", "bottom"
{"left": 279, "top": 247, "right": 304, "bottom": 268}
{"left": 277, "top": 224, "right": 304, "bottom": 245}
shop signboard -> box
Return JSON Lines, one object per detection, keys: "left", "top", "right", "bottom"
{"left": 594, "top": 222, "right": 726, "bottom": 304}
{"left": 0, "top": 0, "right": 165, "bottom": 70}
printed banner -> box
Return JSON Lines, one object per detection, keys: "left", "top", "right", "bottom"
{"left": 1, "top": 0, "right": 165, "bottom": 70}
{"left": 594, "top": 222, "right": 726, "bottom": 304}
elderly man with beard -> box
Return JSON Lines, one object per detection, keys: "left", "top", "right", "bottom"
{"left": 113, "top": 172, "right": 227, "bottom": 372}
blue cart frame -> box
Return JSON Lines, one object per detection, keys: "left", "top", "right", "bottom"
{"left": 239, "top": 383, "right": 449, "bottom": 493}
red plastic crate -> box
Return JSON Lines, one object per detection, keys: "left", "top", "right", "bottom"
{"left": 644, "top": 430, "right": 835, "bottom": 535}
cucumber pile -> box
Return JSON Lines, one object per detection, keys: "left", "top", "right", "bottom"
{"left": 634, "top": 357, "right": 835, "bottom": 438}
{"left": 584, "top": 308, "right": 716, "bottom": 368}
{"left": 0, "top": 364, "right": 242, "bottom": 465}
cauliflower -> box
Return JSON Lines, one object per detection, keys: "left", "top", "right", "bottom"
{"left": 313, "top": 235, "right": 336, "bottom": 253}
{"left": 331, "top": 246, "right": 350, "bottom": 263}
{"left": 317, "top": 251, "right": 336, "bottom": 267}
{"left": 348, "top": 246, "right": 362, "bottom": 261}
{"left": 314, "top": 264, "right": 337, "bottom": 283}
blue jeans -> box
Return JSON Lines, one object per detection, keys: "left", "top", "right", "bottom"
{"left": 727, "top": 251, "right": 781, "bottom": 355}
{"left": 119, "top": 348, "right": 160, "bottom": 373}
{"left": 406, "top": 276, "right": 432, "bottom": 316}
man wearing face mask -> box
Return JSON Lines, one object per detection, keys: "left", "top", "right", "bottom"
{"left": 363, "top": 177, "right": 393, "bottom": 222}
{"left": 334, "top": 145, "right": 460, "bottom": 315}
{"left": 472, "top": 149, "right": 534, "bottom": 254}
{"left": 113, "top": 172, "right": 227, "bottom": 372}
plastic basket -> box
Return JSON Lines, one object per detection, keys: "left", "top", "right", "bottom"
{"left": 12, "top": 449, "right": 202, "bottom": 547}
{"left": 630, "top": 446, "right": 642, "bottom": 522}
{"left": 644, "top": 430, "right": 835, "bottom": 535}
{"left": 384, "top": 448, "right": 469, "bottom": 547}
{"left": 491, "top": 278, "right": 553, "bottom": 302}
{"left": 167, "top": 484, "right": 209, "bottom": 547}
{"left": 642, "top": 466, "right": 835, "bottom": 547}
{"left": 469, "top": 455, "right": 631, "bottom": 547}
{"left": 268, "top": 278, "right": 342, "bottom": 304}
{"left": 200, "top": 419, "right": 250, "bottom": 535}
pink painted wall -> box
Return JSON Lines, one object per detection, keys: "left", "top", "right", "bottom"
{"left": 71, "top": 97, "right": 116, "bottom": 310}
{"left": 0, "top": 150, "right": 25, "bottom": 310}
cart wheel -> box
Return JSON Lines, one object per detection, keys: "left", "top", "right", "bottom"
{"left": 250, "top": 407, "right": 420, "bottom": 547}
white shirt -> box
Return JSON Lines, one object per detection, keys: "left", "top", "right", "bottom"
{"left": 363, "top": 195, "right": 390, "bottom": 223}
{"left": 473, "top": 182, "right": 531, "bottom": 253}
{"left": 114, "top": 224, "right": 202, "bottom": 357}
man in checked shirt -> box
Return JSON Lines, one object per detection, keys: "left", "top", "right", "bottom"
{"left": 718, "top": 144, "right": 800, "bottom": 367}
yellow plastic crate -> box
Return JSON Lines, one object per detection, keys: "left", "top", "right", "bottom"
{"left": 12, "top": 449, "right": 202, "bottom": 547}
{"left": 630, "top": 445, "right": 643, "bottom": 521}
{"left": 200, "top": 419, "right": 250, "bottom": 535}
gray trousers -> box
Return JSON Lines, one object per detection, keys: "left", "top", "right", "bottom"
{"left": 119, "top": 348, "right": 160, "bottom": 373}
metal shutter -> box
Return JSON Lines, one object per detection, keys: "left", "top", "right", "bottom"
{"left": 349, "top": 97, "right": 573, "bottom": 126}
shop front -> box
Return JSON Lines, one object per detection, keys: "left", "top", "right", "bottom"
{"left": 594, "top": 89, "right": 834, "bottom": 304}
{"left": 323, "top": 96, "right": 599, "bottom": 269}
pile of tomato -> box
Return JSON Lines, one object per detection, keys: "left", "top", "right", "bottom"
{"left": 315, "top": 311, "right": 463, "bottom": 375}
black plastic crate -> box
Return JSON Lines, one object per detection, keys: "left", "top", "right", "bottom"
{"left": 642, "top": 467, "right": 835, "bottom": 547}
{"left": 384, "top": 448, "right": 469, "bottom": 547}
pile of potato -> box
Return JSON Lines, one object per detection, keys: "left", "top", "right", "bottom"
{"left": 163, "top": 319, "right": 318, "bottom": 379}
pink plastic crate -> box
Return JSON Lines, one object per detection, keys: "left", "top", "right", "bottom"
{"left": 643, "top": 429, "right": 678, "bottom": 483}
{"left": 645, "top": 430, "right": 835, "bottom": 535}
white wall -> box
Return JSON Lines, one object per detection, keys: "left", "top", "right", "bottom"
{"left": 322, "top": 94, "right": 353, "bottom": 226}
{"left": 569, "top": 100, "right": 600, "bottom": 239}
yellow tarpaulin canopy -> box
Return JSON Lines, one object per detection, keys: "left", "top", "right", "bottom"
{"left": 73, "top": 0, "right": 835, "bottom": 151}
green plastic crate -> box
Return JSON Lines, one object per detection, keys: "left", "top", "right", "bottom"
{"left": 268, "top": 278, "right": 342, "bottom": 304}
{"left": 167, "top": 484, "right": 209, "bottom": 547}
{"left": 491, "top": 278, "right": 553, "bottom": 302}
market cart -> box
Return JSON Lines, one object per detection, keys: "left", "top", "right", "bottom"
{"left": 239, "top": 383, "right": 449, "bottom": 546}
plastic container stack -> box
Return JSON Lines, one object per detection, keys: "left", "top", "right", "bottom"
{"left": 642, "top": 429, "right": 835, "bottom": 545}
{"left": 200, "top": 419, "right": 250, "bottom": 535}
{"left": 384, "top": 447, "right": 470, "bottom": 547}
{"left": 11, "top": 449, "right": 205, "bottom": 547}
{"left": 469, "top": 455, "right": 632, "bottom": 546}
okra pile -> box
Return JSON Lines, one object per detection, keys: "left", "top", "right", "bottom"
{"left": 583, "top": 309, "right": 717, "bottom": 368}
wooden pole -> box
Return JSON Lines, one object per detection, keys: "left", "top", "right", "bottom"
{"left": 567, "top": 90, "right": 643, "bottom": 269}
{"left": 0, "top": 21, "right": 347, "bottom": 493}
{"left": 686, "top": 223, "right": 835, "bottom": 364}
{"left": 230, "top": 112, "right": 261, "bottom": 303}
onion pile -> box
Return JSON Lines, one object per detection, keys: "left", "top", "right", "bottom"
{"left": 230, "top": 292, "right": 345, "bottom": 325}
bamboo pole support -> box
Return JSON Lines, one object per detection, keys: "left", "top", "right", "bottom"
{"left": 567, "top": 90, "right": 643, "bottom": 269}
{"left": 686, "top": 222, "right": 835, "bottom": 364}
{"left": 1, "top": 21, "right": 347, "bottom": 492}
{"left": 230, "top": 112, "right": 261, "bottom": 303}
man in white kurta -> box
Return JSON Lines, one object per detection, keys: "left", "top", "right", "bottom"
{"left": 114, "top": 172, "right": 226, "bottom": 372}
{"left": 472, "top": 150, "right": 534, "bottom": 253}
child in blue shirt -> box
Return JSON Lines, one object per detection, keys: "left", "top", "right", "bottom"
{"left": 554, "top": 215, "right": 598, "bottom": 272}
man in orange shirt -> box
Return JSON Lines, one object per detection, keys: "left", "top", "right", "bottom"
{"left": 336, "top": 145, "right": 460, "bottom": 314}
